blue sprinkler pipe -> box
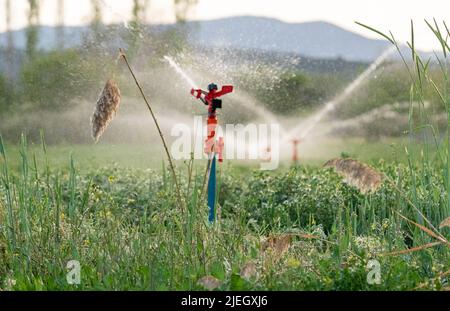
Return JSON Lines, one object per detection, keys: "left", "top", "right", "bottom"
{"left": 207, "top": 155, "right": 217, "bottom": 223}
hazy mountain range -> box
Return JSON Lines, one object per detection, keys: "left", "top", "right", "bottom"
{"left": 0, "top": 16, "right": 392, "bottom": 62}
{"left": 185, "top": 17, "right": 390, "bottom": 62}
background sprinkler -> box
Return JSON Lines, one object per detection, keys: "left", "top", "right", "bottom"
{"left": 282, "top": 47, "right": 396, "bottom": 146}
{"left": 291, "top": 139, "right": 301, "bottom": 164}
{"left": 264, "top": 146, "right": 272, "bottom": 162}
{"left": 191, "top": 83, "right": 233, "bottom": 223}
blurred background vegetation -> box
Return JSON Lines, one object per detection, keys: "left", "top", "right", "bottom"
{"left": 0, "top": 0, "right": 448, "bottom": 144}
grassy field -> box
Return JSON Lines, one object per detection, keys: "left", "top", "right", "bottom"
{"left": 0, "top": 136, "right": 437, "bottom": 171}
{"left": 1, "top": 18, "right": 450, "bottom": 292}
{"left": 0, "top": 136, "right": 449, "bottom": 290}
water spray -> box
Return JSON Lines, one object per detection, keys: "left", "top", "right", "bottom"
{"left": 162, "top": 55, "right": 235, "bottom": 222}
{"left": 284, "top": 47, "right": 396, "bottom": 144}
{"left": 164, "top": 55, "right": 199, "bottom": 89}
{"left": 191, "top": 83, "right": 234, "bottom": 223}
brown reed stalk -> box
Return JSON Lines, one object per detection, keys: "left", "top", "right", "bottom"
{"left": 118, "top": 48, "right": 185, "bottom": 211}
{"left": 381, "top": 241, "right": 442, "bottom": 257}
{"left": 395, "top": 211, "right": 450, "bottom": 246}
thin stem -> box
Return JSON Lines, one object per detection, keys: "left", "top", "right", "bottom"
{"left": 119, "top": 48, "right": 185, "bottom": 211}
{"left": 201, "top": 157, "right": 212, "bottom": 200}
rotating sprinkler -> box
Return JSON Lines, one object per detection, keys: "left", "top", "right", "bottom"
{"left": 191, "top": 83, "right": 234, "bottom": 222}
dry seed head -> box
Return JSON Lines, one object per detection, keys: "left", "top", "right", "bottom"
{"left": 91, "top": 79, "right": 121, "bottom": 142}
{"left": 324, "top": 158, "right": 383, "bottom": 194}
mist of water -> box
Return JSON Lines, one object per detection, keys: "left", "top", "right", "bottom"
{"left": 160, "top": 48, "right": 397, "bottom": 162}
{"left": 163, "top": 55, "right": 199, "bottom": 89}
{"left": 284, "top": 46, "right": 396, "bottom": 144}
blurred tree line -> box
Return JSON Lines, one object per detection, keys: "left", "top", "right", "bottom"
{"left": 0, "top": 0, "right": 446, "bottom": 126}
{"left": 252, "top": 71, "right": 351, "bottom": 115}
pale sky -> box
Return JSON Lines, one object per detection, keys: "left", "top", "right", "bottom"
{"left": 0, "top": 0, "right": 449, "bottom": 51}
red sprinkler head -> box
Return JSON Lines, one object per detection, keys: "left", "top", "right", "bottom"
{"left": 190, "top": 83, "right": 233, "bottom": 157}
{"left": 191, "top": 83, "right": 233, "bottom": 116}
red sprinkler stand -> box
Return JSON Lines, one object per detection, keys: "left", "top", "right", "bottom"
{"left": 263, "top": 146, "right": 272, "bottom": 162}
{"left": 191, "top": 83, "right": 233, "bottom": 223}
{"left": 292, "top": 139, "right": 302, "bottom": 163}
{"left": 216, "top": 137, "right": 224, "bottom": 162}
{"left": 191, "top": 83, "right": 233, "bottom": 161}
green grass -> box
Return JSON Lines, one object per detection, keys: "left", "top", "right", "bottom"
{"left": 1, "top": 143, "right": 167, "bottom": 172}
{"left": 0, "top": 137, "right": 436, "bottom": 172}
{"left": 0, "top": 136, "right": 448, "bottom": 290}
